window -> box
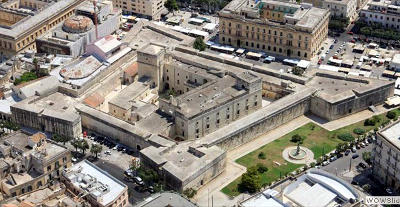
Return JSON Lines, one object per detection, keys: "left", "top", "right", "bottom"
{"left": 47, "top": 165, "right": 51, "bottom": 171}
{"left": 226, "top": 114, "right": 230, "bottom": 119}
{"left": 254, "top": 101, "right": 258, "bottom": 106}
{"left": 206, "top": 124, "right": 210, "bottom": 129}
{"left": 216, "top": 119, "right": 220, "bottom": 124}
{"left": 196, "top": 129, "right": 199, "bottom": 133}
{"left": 237, "top": 110, "right": 240, "bottom": 115}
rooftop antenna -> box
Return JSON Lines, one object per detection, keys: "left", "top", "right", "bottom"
{"left": 92, "top": 0, "right": 99, "bottom": 40}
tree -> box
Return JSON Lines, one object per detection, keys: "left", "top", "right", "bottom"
{"left": 256, "top": 163, "right": 268, "bottom": 173}
{"left": 52, "top": 134, "right": 70, "bottom": 145}
{"left": 240, "top": 166, "right": 261, "bottom": 193}
{"left": 291, "top": 134, "right": 305, "bottom": 144}
{"left": 71, "top": 139, "right": 80, "bottom": 152}
{"left": 292, "top": 67, "right": 304, "bottom": 76}
{"left": 33, "top": 58, "right": 39, "bottom": 77}
{"left": 362, "top": 184, "right": 371, "bottom": 192}
{"left": 183, "top": 188, "right": 197, "bottom": 198}
{"left": 193, "top": 37, "right": 206, "bottom": 51}
{"left": 362, "top": 151, "right": 371, "bottom": 164}
{"left": 90, "top": 144, "right": 103, "bottom": 158}
{"left": 387, "top": 111, "right": 397, "bottom": 119}
{"left": 164, "top": 0, "right": 178, "bottom": 14}
{"left": 258, "top": 152, "right": 266, "bottom": 160}
{"left": 79, "top": 140, "right": 89, "bottom": 155}
{"left": 335, "top": 142, "right": 347, "bottom": 153}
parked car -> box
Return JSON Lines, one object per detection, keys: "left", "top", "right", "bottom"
{"left": 329, "top": 156, "right": 337, "bottom": 162}
{"left": 322, "top": 161, "right": 330, "bottom": 166}
{"left": 345, "top": 149, "right": 351, "bottom": 156}
{"left": 360, "top": 143, "right": 366, "bottom": 148}
{"left": 147, "top": 186, "right": 154, "bottom": 193}
{"left": 104, "top": 150, "right": 111, "bottom": 155}
{"left": 351, "top": 180, "right": 359, "bottom": 185}
{"left": 134, "top": 177, "right": 144, "bottom": 186}
{"left": 329, "top": 44, "right": 334, "bottom": 49}
{"left": 71, "top": 157, "right": 78, "bottom": 162}
{"left": 386, "top": 188, "right": 394, "bottom": 195}
{"left": 352, "top": 147, "right": 356, "bottom": 153}
{"left": 352, "top": 154, "right": 359, "bottom": 159}
{"left": 347, "top": 31, "right": 354, "bottom": 35}
{"left": 358, "top": 162, "right": 367, "bottom": 169}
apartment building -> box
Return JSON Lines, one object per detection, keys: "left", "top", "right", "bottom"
{"left": 218, "top": 0, "right": 330, "bottom": 60}
{"left": 0, "top": 0, "right": 82, "bottom": 59}
{"left": 322, "top": 0, "right": 357, "bottom": 20}
{"left": 0, "top": 131, "right": 71, "bottom": 198}
{"left": 372, "top": 120, "right": 400, "bottom": 193}
{"left": 113, "top": 0, "right": 166, "bottom": 20}
{"left": 360, "top": 0, "right": 400, "bottom": 31}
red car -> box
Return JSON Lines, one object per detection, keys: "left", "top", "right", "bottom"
{"left": 318, "top": 59, "right": 322, "bottom": 65}
{"left": 350, "top": 39, "right": 355, "bottom": 43}
{"left": 347, "top": 31, "right": 354, "bottom": 35}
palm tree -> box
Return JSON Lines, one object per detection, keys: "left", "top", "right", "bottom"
{"left": 90, "top": 144, "right": 102, "bottom": 158}
{"left": 79, "top": 140, "right": 89, "bottom": 155}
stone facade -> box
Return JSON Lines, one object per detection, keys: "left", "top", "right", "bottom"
{"left": 10, "top": 93, "right": 82, "bottom": 138}
{"left": 218, "top": 0, "right": 330, "bottom": 60}
{"left": 372, "top": 120, "right": 400, "bottom": 193}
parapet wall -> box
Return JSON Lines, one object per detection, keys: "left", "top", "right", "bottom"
{"left": 201, "top": 88, "right": 315, "bottom": 150}
{"left": 174, "top": 46, "right": 310, "bottom": 85}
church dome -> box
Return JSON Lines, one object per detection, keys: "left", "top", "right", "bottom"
{"left": 62, "top": 15, "right": 93, "bottom": 34}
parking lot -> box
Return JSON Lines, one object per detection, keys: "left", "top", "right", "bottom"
{"left": 68, "top": 132, "right": 152, "bottom": 205}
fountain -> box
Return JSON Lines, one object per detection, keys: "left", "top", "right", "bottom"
{"left": 282, "top": 143, "right": 315, "bottom": 164}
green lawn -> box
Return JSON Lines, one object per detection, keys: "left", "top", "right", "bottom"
{"left": 221, "top": 108, "right": 400, "bottom": 197}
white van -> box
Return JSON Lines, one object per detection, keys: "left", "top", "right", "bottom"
{"left": 321, "top": 54, "right": 326, "bottom": 60}
{"left": 356, "top": 62, "right": 362, "bottom": 69}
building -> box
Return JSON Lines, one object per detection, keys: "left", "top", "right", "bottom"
{"left": 2, "top": 182, "right": 88, "bottom": 206}
{"left": 62, "top": 160, "right": 129, "bottom": 207}
{"left": 10, "top": 92, "right": 82, "bottom": 138}
{"left": 159, "top": 72, "right": 262, "bottom": 140}
{"left": 390, "top": 53, "right": 400, "bottom": 72}
{"left": 85, "top": 35, "right": 127, "bottom": 62}
{"left": 360, "top": 0, "right": 400, "bottom": 31}
{"left": 140, "top": 142, "right": 226, "bottom": 192}
{"left": 372, "top": 119, "right": 400, "bottom": 193}
{"left": 321, "top": 0, "right": 357, "bottom": 21}
{"left": 240, "top": 189, "right": 288, "bottom": 207}
{"left": 122, "top": 62, "right": 138, "bottom": 84}
{"left": 112, "top": 0, "right": 166, "bottom": 20}
{"left": 0, "top": 0, "right": 82, "bottom": 59}
{"left": 36, "top": 0, "right": 121, "bottom": 57}
{"left": 282, "top": 169, "right": 359, "bottom": 207}
{"left": 306, "top": 71, "right": 394, "bottom": 121}
{"left": 108, "top": 81, "right": 152, "bottom": 121}
{"left": 137, "top": 192, "right": 198, "bottom": 207}
{"left": 0, "top": 131, "right": 71, "bottom": 197}
{"left": 11, "top": 76, "right": 60, "bottom": 100}
{"left": 218, "top": 0, "right": 330, "bottom": 60}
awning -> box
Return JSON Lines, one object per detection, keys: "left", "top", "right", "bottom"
{"left": 246, "top": 52, "right": 262, "bottom": 58}
{"left": 236, "top": 48, "right": 245, "bottom": 54}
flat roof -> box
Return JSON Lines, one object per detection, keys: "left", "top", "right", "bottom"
{"left": 0, "top": 0, "right": 78, "bottom": 38}
{"left": 108, "top": 81, "right": 149, "bottom": 110}
{"left": 139, "top": 192, "right": 197, "bottom": 207}
{"left": 174, "top": 76, "right": 246, "bottom": 118}
{"left": 64, "top": 160, "right": 127, "bottom": 206}
{"left": 11, "top": 92, "right": 80, "bottom": 123}
{"left": 93, "top": 35, "right": 122, "bottom": 54}
{"left": 380, "top": 120, "right": 400, "bottom": 149}
{"left": 241, "top": 189, "right": 287, "bottom": 207}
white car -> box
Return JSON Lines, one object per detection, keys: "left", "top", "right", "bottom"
{"left": 325, "top": 50, "right": 330, "bottom": 54}
{"left": 71, "top": 157, "right": 78, "bottom": 162}
{"left": 322, "top": 161, "right": 330, "bottom": 166}
{"left": 104, "top": 150, "right": 111, "bottom": 155}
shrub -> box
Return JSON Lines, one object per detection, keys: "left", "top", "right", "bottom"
{"left": 337, "top": 133, "right": 354, "bottom": 142}
{"left": 310, "top": 162, "right": 316, "bottom": 168}
{"left": 183, "top": 188, "right": 197, "bottom": 198}
{"left": 364, "top": 118, "right": 375, "bottom": 126}
{"left": 386, "top": 111, "right": 397, "bottom": 119}
{"left": 258, "top": 152, "right": 266, "bottom": 160}
{"left": 372, "top": 115, "right": 381, "bottom": 123}
{"left": 353, "top": 128, "right": 366, "bottom": 135}
{"left": 256, "top": 163, "right": 268, "bottom": 173}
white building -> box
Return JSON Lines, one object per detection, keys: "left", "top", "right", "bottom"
{"left": 283, "top": 169, "right": 359, "bottom": 207}
{"left": 62, "top": 160, "right": 129, "bottom": 207}
{"left": 360, "top": 0, "right": 400, "bottom": 31}
{"left": 372, "top": 120, "right": 400, "bottom": 193}
{"left": 390, "top": 54, "right": 400, "bottom": 72}
{"left": 112, "top": 0, "right": 166, "bottom": 20}
{"left": 240, "top": 189, "right": 288, "bottom": 207}
{"left": 322, "top": 0, "right": 357, "bottom": 20}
